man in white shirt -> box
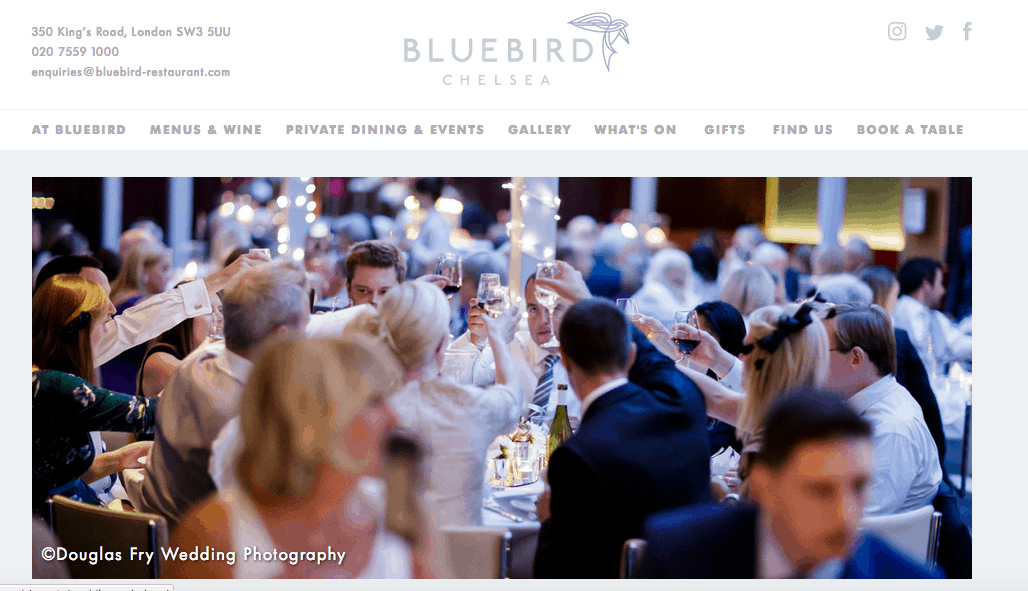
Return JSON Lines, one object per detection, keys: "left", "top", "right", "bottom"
{"left": 893, "top": 257, "right": 971, "bottom": 374}
{"left": 140, "top": 261, "right": 310, "bottom": 526}
{"left": 821, "top": 302, "right": 941, "bottom": 516}
{"left": 519, "top": 274, "right": 583, "bottom": 423}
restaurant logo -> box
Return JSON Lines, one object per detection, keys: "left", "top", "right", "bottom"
{"left": 402, "top": 12, "right": 633, "bottom": 86}
{"left": 569, "top": 13, "right": 629, "bottom": 72}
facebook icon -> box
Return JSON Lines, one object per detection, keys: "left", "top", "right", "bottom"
{"left": 964, "top": 22, "right": 972, "bottom": 40}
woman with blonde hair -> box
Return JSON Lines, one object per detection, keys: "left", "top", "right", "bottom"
{"left": 109, "top": 238, "right": 172, "bottom": 308}
{"left": 678, "top": 302, "right": 829, "bottom": 493}
{"left": 171, "top": 336, "right": 434, "bottom": 578}
{"left": 350, "top": 280, "right": 524, "bottom": 527}
{"left": 32, "top": 274, "right": 155, "bottom": 515}
{"left": 718, "top": 265, "right": 777, "bottom": 321}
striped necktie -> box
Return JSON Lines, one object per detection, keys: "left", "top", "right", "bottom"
{"left": 531, "top": 354, "right": 561, "bottom": 418}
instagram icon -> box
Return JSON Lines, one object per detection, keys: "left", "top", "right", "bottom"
{"left": 889, "top": 22, "right": 907, "bottom": 40}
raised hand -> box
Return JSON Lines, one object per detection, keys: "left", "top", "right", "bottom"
{"left": 532, "top": 260, "right": 591, "bottom": 305}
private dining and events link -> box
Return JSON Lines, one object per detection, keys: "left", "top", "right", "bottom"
{"left": 38, "top": 544, "right": 347, "bottom": 567}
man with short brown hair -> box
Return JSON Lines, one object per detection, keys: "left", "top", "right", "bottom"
{"left": 344, "top": 239, "right": 407, "bottom": 307}
{"left": 821, "top": 302, "right": 941, "bottom": 516}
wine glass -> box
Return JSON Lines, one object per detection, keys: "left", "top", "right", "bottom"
{"left": 673, "top": 309, "right": 701, "bottom": 360}
{"left": 436, "top": 253, "right": 462, "bottom": 301}
{"left": 477, "top": 274, "right": 505, "bottom": 318}
{"left": 616, "top": 298, "right": 640, "bottom": 319}
{"left": 535, "top": 261, "right": 561, "bottom": 348}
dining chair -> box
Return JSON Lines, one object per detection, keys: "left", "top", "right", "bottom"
{"left": 619, "top": 538, "right": 648, "bottom": 579}
{"left": 439, "top": 525, "right": 513, "bottom": 578}
{"left": 859, "top": 505, "right": 942, "bottom": 569}
{"left": 46, "top": 495, "right": 169, "bottom": 579}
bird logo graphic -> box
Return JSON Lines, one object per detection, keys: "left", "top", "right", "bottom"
{"left": 569, "top": 13, "right": 629, "bottom": 72}
{"left": 926, "top": 25, "right": 943, "bottom": 40}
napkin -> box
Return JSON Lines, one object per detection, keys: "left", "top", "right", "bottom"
{"left": 710, "top": 446, "right": 740, "bottom": 478}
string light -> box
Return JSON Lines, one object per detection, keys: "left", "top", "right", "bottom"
{"left": 292, "top": 248, "right": 305, "bottom": 262}
{"left": 276, "top": 195, "right": 289, "bottom": 208}
{"left": 236, "top": 203, "right": 254, "bottom": 222}
{"left": 306, "top": 201, "right": 317, "bottom": 212}
{"left": 277, "top": 243, "right": 288, "bottom": 255}
{"left": 295, "top": 196, "right": 306, "bottom": 207}
{"left": 277, "top": 227, "right": 290, "bottom": 243}
{"left": 305, "top": 183, "right": 316, "bottom": 194}
{"left": 219, "top": 202, "right": 235, "bottom": 217}
{"left": 305, "top": 212, "right": 316, "bottom": 224}
{"left": 184, "top": 261, "right": 198, "bottom": 280}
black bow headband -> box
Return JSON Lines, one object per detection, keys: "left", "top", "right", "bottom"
{"left": 59, "top": 311, "right": 92, "bottom": 343}
{"left": 739, "top": 302, "right": 816, "bottom": 370}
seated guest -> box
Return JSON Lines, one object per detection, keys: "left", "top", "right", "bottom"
{"left": 858, "top": 265, "right": 901, "bottom": 314}
{"left": 631, "top": 248, "right": 701, "bottom": 329}
{"left": 821, "top": 303, "right": 941, "bottom": 516}
{"left": 680, "top": 302, "right": 828, "bottom": 495}
{"left": 629, "top": 300, "right": 748, "bottom": 455}
{"left": 812, "top": 273, "right": 874, "bottom": 308}
{"left": 830, "top": 269, "right": 949, "bottom": 482}
{"left": 136, "top": 287, "right": 219, "bottom": 398}
{"left": 31, "top": 275, "right": 154, "bottom": 514}
{"left": 810, "top": 243, "right": 848, "bottom": 280}
{"left": 347, "top": 282, "right": 524, "bottom": 526}
{"left": 692, "top": 301, "right": 748, "bottom": 454}
{"left": 140, "top": 261, "right": 309, "bottom": 527}
{"left": 893, "top": 257, "right": 971, "bottom": 373}
{"left": 718, "top": 266, "right": 776, "bottom": 321}
{"left": 446, "top": 295, "right": 536, "bottom": 405}
{"left": 519, "top": 274, "right": 584, "bottom": 424}
{"left": 344, "top": 239, "right": 408, "bottom": 308}
{"left": 532, "top": 264, "right": 711, "bottom": 578}
{"left": 643, "top": 388, "right": 940, "bottom": 579}
{"left": 169, "top": 337, "right": 427, "bottom": 578}
{"left": 784, "top": 244, "right": 814, "bottom": 302}
{"left": 844, "top": 235, "right": 875, "bottom": 273}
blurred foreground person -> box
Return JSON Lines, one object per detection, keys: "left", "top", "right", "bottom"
{"left": 532, "top": 263, "right": 710, "bottom": 578}
{"left": 355, "top": 282, "right": 525, "bottom": 526}
{"left": 169, "top": 338, "right": 429, "bottom": 578}
{"left": 643, "top": 389, "right": 940, "bottom": 578}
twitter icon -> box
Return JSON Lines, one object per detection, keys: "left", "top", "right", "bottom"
{"left": 926, "top": 25, "right": 943, "bottom": 40}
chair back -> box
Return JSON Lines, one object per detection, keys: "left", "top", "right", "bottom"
{"left": 620, "top": 538, "right": 648, "bottom": 579}
{"left": 47, "top": 496, "right": 168, "bottom": 578}
{"left": 440, "top": 525, "right": 513, "bottom": 578}
{"left": 859, "top": 505, "right": 940, "bottom": 567}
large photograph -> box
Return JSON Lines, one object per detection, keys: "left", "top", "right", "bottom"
{"left": 30, "top": 176, "right": 971, "bottom": 579}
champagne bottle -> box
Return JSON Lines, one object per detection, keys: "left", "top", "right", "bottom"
{"left": 546, "top": 384, "right": 573, "bottom": 465}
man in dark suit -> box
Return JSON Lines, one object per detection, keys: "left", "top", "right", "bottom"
{"left": 532, "top": 265, "right": 711, "bottom": 578}
{"left": 895, "top": 327, "right": 948, "bottom": 474}
{"left": 643, "top": 388, "right": 941, "bottom": 579}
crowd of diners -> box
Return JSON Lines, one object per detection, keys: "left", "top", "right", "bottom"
{"left": 31, "top": 181, "right": 971, "bottom": 579}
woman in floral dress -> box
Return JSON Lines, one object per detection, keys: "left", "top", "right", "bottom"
{"left": 32, "top": 274, "right": 156, "bottom": 515}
